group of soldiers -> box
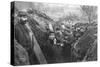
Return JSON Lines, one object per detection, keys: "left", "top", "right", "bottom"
{"left": 47, "top": 21, "right": 86, "bottom": 47}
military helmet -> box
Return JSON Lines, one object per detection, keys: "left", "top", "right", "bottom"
{"left": 17, "top": 11, "right": 28, "bottom": 25}
{"left": 27, "top": 8, "right": 34, "bottom": 14}
{"left": 17, "top": 11, "right": 27, "bottom": 17}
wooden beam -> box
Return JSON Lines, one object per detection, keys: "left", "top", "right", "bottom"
{"left": 25, "top": 23, "right": 47, "bottom": 64}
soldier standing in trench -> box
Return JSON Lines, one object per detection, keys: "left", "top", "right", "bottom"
{"left": 14, "top": 11, "right": 39, "bottom": 64}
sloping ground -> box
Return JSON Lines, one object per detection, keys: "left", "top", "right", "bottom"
{"left": 83, "top": 40, "right": 97, "bottom": 61}
{"left": 73, "top": 27, "right": 97, "bottom": 61}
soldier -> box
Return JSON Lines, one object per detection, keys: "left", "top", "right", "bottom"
{"left": 55, "top": 27, "right": 64, "bottom": 46}
{"left": 14, "top": 11, "right": 39, "bottom": 64}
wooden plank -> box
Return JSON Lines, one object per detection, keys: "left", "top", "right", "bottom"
{"left": 25, "top": 23, "right": 47, "bottom": 64}
{"left": 33, "top": 34, "right": 47, "bottom": 64}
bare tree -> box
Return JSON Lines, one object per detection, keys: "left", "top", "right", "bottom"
{"left": 81, "top": 5, "right": 97, "bottom": 23}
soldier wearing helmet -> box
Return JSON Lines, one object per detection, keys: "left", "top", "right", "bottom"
{"left": 17, "top": 11, "right": 28, "bottom": 25}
